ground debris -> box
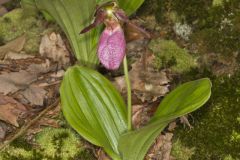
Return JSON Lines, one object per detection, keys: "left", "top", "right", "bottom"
{"left": 0, "top": 59, "right": 52, "bottom": 95}
{"left": 20, "top": 85, "right": 47, "bottom": 106}
{"left": 4, "top": 52, "right": 34, "bottom": 60}
{"left": 0, "top": 35, "right": 26, "bottom": 59}
{"left": 0, "top": 70, "right": 37, "bottom": 95}
{"left": 132, "top": 104, "right": 150, "bottom": 129}
{"left": 96, "top": 148, "right": 111, "bottom": 160}
{"left": 39, "top": 32, "right": 70, "bottom": 66}
{"left": 0, "top": 94, "right": 26, "bottom": 127}
{"left": 114, "top": 50, "right": 170, "bottom": 102}
{"left": 146, "top": 122, "right": 177, "bottom": 160}
{"left": 0, "top": 121, "right": 7, "bottom": 141}
{"left": 147, "top": 133, "right": 174, "bottom": 160}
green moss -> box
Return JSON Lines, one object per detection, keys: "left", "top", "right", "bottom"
{"left": 148, "top": 39, "right": 197, "bottom": 73}
{"left": 224, "top": 155, "right": 238, "bottom": 160}
{"left": 212, "top": 0, "right": 225, "bottom": 7}
{"left": 36, "top": 128, "right": 95, "bottom": 160}
{"left": 191, "top": 26, "right": 240, "bottom": 57}
{"left": 152, "top": 0, "right": 240, "bottom": 57}
{"left": 174, "top": 72, "right": 240, "bottom": 160}
{"left": 171, "top": 139, "right": 195, "bottom": 160}
{"left": 0, "top": 9, "right": 45, "bottom": 54}
{"left": 0, "top": 128, "right": 96, "bottom": 160}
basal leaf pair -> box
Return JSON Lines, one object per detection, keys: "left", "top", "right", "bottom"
{"left": 21, "top": 1, "right": 212, "bottom": 159}
{"left": 60, "top": 66, "right": 212, "bottom": 160}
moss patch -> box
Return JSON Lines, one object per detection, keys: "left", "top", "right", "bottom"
{"left": 148, "top": 39, "right": 197, "bottom": 73}
{"left": 171, "top": 139, "right": 195, "bottom": 160}
{"left": 174, "top": 72, "right": 240, "bottom": 160}
{"left": 0, "top": 128, "right": 96, "bottom": 160}
{"left": 0, "top": 8, "right": 45, "bottom": 54}
{"left": 151, "top": 0, "right": 240, "bottom": 57}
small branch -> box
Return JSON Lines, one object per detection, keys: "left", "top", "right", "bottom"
{"left": 0, "top": 98, "right": 60, "bottom": 151}
{"left": 123, "top": 56, "right": 132, "bottom": 131}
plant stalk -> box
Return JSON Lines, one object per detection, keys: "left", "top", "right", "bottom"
{"left": 123, "top": 55, "right": 132, "bottom": 131}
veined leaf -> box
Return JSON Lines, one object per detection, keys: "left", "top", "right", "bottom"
{"left": 21, "top": 0, "right": 145, "bottom": 67}
{"left": 118, "top": 0, "right": 145, "bottom": 15}
{"left": 35, "top": 0, "right": 100, "bottom": 67}
{"left": 119, "top": 78, "right": 212, "bottom": 160}
{"left": 60, "top": 66, "right": 127, "bottom": 159}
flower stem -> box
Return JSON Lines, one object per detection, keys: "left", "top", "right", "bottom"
{"left": 123, "top": 55, "right": 132, "bottom": 131}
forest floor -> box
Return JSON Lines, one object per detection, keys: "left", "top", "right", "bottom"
{"left": 0, "top": 0, "right": 240, "bottom": 160}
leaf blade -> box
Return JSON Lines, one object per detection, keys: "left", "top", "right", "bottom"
{"left": 118, "top": 0, "right": 145, "bottom": 15}
{"left": 119, "top": 78, "right": 212, "bottom": 160}
{"left": 60, "top": 66, "right": 127, "bottom": 159}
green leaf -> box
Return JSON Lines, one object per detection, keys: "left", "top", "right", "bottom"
{"left": 34, "top": 0, "right": 100, "bottom": 67}
{"left": 60, "top": 66, "right": 127, "bottom": 159}
{"left": 21, "top": 0, "right": 144, "bottom": 67}
{"left": 118, "top": 0, "right": 145, "bottom": 15}
{"left": 119, "top": 78, "right": 212, "bottom": 160}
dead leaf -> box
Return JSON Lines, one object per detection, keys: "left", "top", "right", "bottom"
{"left": 168, "top": 122, "right": 177, "bottom": 132}
{"left": 21, "top": 85, "right": 46, "bottom": 106}
{"left": 114, "top": 50, "right": 170, "bottom": 102}
{"left": 132, "top": 104, "right": 150, "bottom": 129}
{"left": 0, "top": 60, "right": 52, "bottom": 95}
{"left": 0, "top": 5, "right": 7, "bottom": 16}
{"left": 0, "top": 121, "right": 7, "bottom": 140}
{"left": 39, "top": 32, "right": 70, "bottom": 65}
{"left": 50, "top": 70, "right": 65, "bottom": 78}
{"left": 0, "top": 35, "right": 26, "bottom": 59}
{"left": 27, "top": 104, "right": 61, "bottom": 135}
{"left": 180, "top": 115, "right": 193, "bottom": 129}
{"left": 0, "top": 70, "right": 37, "bottom": 95}
{"left": 0, "top": 0, "right": 11, "bottom": 5}
{"left": 0, "top": 94, "right": 26, "bottom": 127}
{"left": 147, "top": 133, "right": 173, "bottom": 160}
{"left": 97, "top": 149, "right": 111, "bottom": 160}
{"left": 4, "top": 52, "right": 34, "bottom": 60}
{"left": 27, "top": 59, "right": 51, "bottom": 74}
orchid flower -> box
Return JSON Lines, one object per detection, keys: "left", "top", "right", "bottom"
{"left": 80, "top": 1, "right": 150, "bottom": 70}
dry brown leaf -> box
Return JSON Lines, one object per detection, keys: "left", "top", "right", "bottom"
{"left": 0, "top": 5, "right": 7, "bottom": 16}
{"left": 21, "top": 85, "right": 46, "bottom": 106}
{"left": 50, "top": 70, "right": 65, "bottom": 78}
{"left": 39, "top": 32, "right": 70, "bottom": 65}
{"left": 147, "top": 133, "right": 173, "bottom": 160}
{"left": 132, "top": 104, "right": 150, "bottom": 129}
{"left": 0, "top": 121, "right": 7, "bottom": 140}
{"left": 96, "top": 149, "right": 111, "bottom": 160}
{"left": 4, "top": 52, "right": 34, "bottom": 60}
{"left": 0, "top": 70, "right": 37, "bottom": 95}
{"left": 0, "top": 94, "right": 26, "bottom": 127}
{"left": 0, "top": 0, "right": 11, "bottom": 5}
{"left": 114, "top": 51, "right": 169, "bottom": 102}
{"left": 0, "top": 35, "right": 26, "bottom": 59}
{"left": 27, "top": 104, "right": 61, "bottom": 135}
{"left": 180, "top": 115, "right": 193, "bottom": 129}
{"left": 27, "top": 59, "right": 51, "bottom": 74}
{"left": 0, "top": 60, "right": 52, "bottom": 95}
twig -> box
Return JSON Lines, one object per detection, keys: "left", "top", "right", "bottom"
{"left": 0, "top": 98, "right": 60, "bottom": 151}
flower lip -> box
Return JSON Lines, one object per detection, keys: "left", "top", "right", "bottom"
{"left": 97, "top": 24, "right": 126, "bottom": 70}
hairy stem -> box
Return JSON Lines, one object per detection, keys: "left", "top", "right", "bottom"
{"left": 123, "top": 56, "right": 132, "bottom": 131}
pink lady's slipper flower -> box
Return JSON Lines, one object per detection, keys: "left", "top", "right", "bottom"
{"left": 97, "top": 20, "right": 126, "bottom": 70}
{"left": 80, "top": 1, "right": 150, "bottom": 70}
